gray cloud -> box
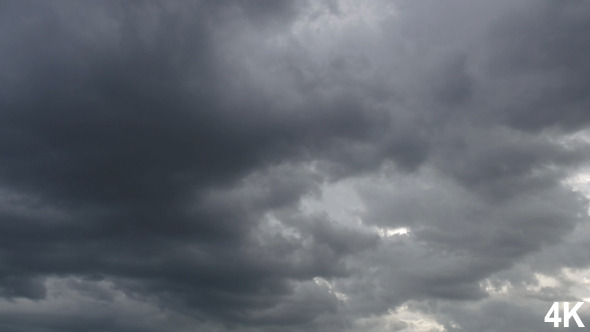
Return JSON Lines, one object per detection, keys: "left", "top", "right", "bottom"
{"left": 1, "top": 0, "right": 590, "bottom": 331}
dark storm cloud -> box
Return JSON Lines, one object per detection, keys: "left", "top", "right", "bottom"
{"left": 0, "top": 1, "right": 389, "bottom": 329}
{"left": 482, "top": 1, "right": 590, "bottom": 132}
{"left": 1, "top": 0, "right": 590, "bottom": 331}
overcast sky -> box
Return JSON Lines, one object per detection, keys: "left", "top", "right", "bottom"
{"left": 2, "top": 1, "right": 590, "bottom": 331}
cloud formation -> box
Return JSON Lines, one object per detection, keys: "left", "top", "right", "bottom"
{"left": 1, "top": 0, "right": 590, "bottom": 331}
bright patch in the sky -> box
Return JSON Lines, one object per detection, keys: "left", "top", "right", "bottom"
{"left": 354, "top": 303, "right": 447, "bottom": 332}
{"left": 313, "top": 277, "right": 349, "bottom": 301}
{"left": 375, "top": 226, "right": 410, "bottom": 237}
{"left": 301, "top": 179, "right": 365, "bottom": 226}
{"left": 480, "top": 278, "right": 511, "bottom": 295}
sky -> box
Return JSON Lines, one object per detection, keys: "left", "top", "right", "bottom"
{"left": 1, "top": 0, "right": 590, "bottom": 331}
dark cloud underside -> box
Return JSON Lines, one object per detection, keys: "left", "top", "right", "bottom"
{"left": 1, "top": 1, "right": 590, "bottom": 331}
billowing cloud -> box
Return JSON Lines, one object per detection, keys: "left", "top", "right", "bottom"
{"left": 1, "top": 0, "right": 590, "bottom": 331}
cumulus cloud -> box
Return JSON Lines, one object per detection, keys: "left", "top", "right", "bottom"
{"left": 1, "top": 0, "right": 590, "bottom": 331}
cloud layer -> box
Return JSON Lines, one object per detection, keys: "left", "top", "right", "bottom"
{"left": 1, "top": 0, "right": 590, "bottom": 331}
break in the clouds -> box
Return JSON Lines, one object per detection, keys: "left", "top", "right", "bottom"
{"left": 1, "top": 0, "right": 590, "bottom": 331}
